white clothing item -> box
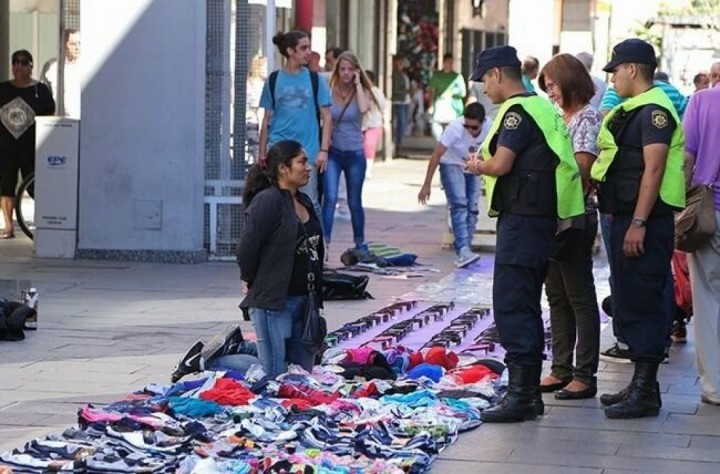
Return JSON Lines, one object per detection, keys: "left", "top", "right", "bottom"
{"left": 438, "top": 117, "right": 491, "bottom": 167}
{"left": 364, "top": 86, "right": 386, "bottom": 129}
{"left": 43, "top": 59, "right": 81, "bottom": 118}
{"left": 689, "top": 211, "right": 720, "bottom": 403}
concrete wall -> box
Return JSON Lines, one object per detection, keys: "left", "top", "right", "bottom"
{"left": 77, "top": 0, "right": 206, "bottom": 262}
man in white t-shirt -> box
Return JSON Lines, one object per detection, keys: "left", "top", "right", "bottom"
{"left": 418, "top": 103, "right": 491, "bottom": 267}
{"left": 41, "top": 28, "right": 81, "bottom": 118}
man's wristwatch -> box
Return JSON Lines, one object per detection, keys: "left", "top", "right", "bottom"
{"left": 631, "top": 216, "right": 647, "bottom": 228}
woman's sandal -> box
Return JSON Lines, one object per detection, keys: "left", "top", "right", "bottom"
{"left": 0, "top": 230, "right": 15, "bottom": 239}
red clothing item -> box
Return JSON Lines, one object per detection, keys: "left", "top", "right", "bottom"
{"left": 199, "top": 378, "right": 255, "bottom": 405}
{"left": 424, "top": 347, "right": 459, "bottom": 370}
{"left": 281, "top": 399, "right": 315, "bottom": 411}
{"left": 453, "top": 365, "right": 497, "bottom": 384}
{"left": 278, "top": 384, "right": 339, "bottom": 406}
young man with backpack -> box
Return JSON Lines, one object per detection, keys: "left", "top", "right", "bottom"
{"left": 258, "top": 31, "right": 332, "bottom": 213}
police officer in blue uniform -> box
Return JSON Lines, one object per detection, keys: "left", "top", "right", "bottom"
{"left": 466, "top": 46, "right": 584, "bottom": 423}
{"left": 591, "top": 39, "right": 685, "bottom": 419}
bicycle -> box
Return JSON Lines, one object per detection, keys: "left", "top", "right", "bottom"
{"left": 14, "top": 172, "right": 35, "bottom": 240}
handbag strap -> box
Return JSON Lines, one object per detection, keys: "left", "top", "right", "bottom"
{"left": 333, "top": 89, "right": 356, "bottom": 127}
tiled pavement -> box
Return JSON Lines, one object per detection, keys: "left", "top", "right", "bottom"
{"left": 0, "top": 158, "right": 718, "bottom": 473}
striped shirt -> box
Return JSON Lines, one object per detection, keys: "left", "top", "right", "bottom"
{"left": 599, "top": 81, "right": 687, "bottom": 118}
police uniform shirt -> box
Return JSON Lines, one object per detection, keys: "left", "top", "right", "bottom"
{"left": 619, "top": 101, "right": 675, "bottom": 149}
{"left": 491, "top": 94, "right": 557, "bottom": 269}
{"left": 490, "top": 96, "right": 543, "bottom": 155}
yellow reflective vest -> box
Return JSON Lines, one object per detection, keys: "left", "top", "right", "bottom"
{"left": 480, "top": 95, "right": 584, "bottom": 219}
{"left": 590, "top": 86, "right": 685, "bottom": 213}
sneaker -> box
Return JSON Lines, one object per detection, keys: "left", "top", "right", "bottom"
{"left": 670, "top": 321, "right": 687, "bottom": 343}
{"left": 662, "top": 350, "right": 670, "bottom": 364}
{"left": 335, "top": 204, "right": 351, "bottom": 222}
{"left": 171, "top": 341, "right": 204, "bottom": 383}
{"left": 455, "top": 247, "right": 480, "bottom": 268}
{"left": 599, "top": 343, "right": 632, "bottom": 364}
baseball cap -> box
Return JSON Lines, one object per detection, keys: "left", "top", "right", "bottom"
{"left": 470, "top": 45, "right": 521, "bottom": 82}
{"left": 602, "top": 39, "right": 657, "bottom": 72}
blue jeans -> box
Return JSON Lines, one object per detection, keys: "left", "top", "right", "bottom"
{"left": 208, "top": 354, "right": 261, "bottom": 374}
{"left": 322, "top": 147, "right": 366, "bottom": 246}
{"left": 439, "top": 164, "right": 480, "bottom": 254}
{"left": 248, "top": 295, "right": 314, "bottom": 377}
{"left": 392, "top": 103, "right": 409, "bottom": 147}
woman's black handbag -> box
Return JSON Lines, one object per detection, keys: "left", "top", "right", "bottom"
{"left": 302, "top": 292, "right": 327, "bottom": 353}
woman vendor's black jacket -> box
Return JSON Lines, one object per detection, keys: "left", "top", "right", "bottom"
{"left": 237, "top": 186, "right": 324, "bottom": 311}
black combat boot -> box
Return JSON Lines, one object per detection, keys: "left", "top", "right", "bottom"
{"left": 481, "top": 363, "right": 538, "bottom": 423}
{"left": 605, "top": 361, "right": 661, "bottom": 419}
{"left": 600, "top": 382, "right": 662, "bottom": 407}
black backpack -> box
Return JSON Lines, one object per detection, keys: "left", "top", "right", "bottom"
{"left": 321, "top": 270, "right": 373, "bottom": 301}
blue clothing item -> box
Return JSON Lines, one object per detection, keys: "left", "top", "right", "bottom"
{"left": 610, "top": 214, "right": 673, "bottom": 362}
{"left": 322, "top": 147, "right": 366, "bottom": 246}
{"left": 406, "top": 363, "right": 444, "bottom": 383}
{"left": 522, "top": 75, "right": 535, "bottom": 92}
{"left": 331, "top": 98, "right": 364, "bottom": 151}
{"left": 392, "top": 103, "right": 409, "bottom": 147}
{"left": 494, "top": 214, "right": 556, "bottom": 365}
{"left": 599, "top": 82, "right": 687, "bottom": 118}
{"left": 249, "top": 295, "right": 314, "bottom": 378}
{"left": 259, "top": 68, "right": 331, "bottom": 164}
{"left": 439, "top": 164, "right": 481, "bottom": 254}
{"left": 168, "top": 396, "right": 223, "bottom": 418}
{"left": 208, "top": 354, "right": 261, "bottom": 374}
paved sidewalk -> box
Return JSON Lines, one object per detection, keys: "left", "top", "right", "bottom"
{"left": 1, "top": 159, "right": 718, "bottom": 473}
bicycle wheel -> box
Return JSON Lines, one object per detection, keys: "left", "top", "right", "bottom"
{"left": 15, "top": 172, "right": 35, "bottom": 240}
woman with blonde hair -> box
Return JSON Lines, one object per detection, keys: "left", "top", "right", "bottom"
{"left": 537, "top": 53, "right": 602, "bottom": 400}
{"left": 323, "top": 51, "right": 380, "bottom": 255}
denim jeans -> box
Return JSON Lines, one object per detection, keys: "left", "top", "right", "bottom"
{"left": 248, "top": 295, "right": 314, "bottom": 377}
{"left": 439, "top": 164, "right": 480, "bottom": 254}
{"left": 545, "top": 215, "right": 601, "bottom": 385}
{"left": 207, "top": 354, "right": 261, "bottom": 374}
{"left": 322, "top": 147, "right": 366, "bottom": 246}
{"left": 392, "top": 103, "right": 409, "bottom": 148}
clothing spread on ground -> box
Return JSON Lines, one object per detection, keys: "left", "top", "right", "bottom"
{"left": 0, "top": 341, "right": 504, "bottom": 473}
{"left": 0, "top": 253, "right": 614, "bottom": 473}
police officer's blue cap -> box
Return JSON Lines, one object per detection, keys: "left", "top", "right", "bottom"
{"left": 470, "top": 45, "right": 522, "bottom": 82}
{"left": 602, "top": 39, "right": 657, "bottom": 72}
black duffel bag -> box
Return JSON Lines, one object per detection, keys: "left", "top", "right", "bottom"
{"left": 321, "top": 270, "right": 373, "bottom": 301}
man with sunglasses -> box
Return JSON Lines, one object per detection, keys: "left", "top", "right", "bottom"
{"left": 0, "top": 50, "right": 55, "bottom": 239}
{"left": 418, "top": 102, "right": 490, "bottom": 267}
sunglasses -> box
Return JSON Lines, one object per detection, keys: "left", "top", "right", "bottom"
{"left": 13, "top": 59, "right": 32, "bottom": 66}
{"left": 463, "top": 124, "right": 480, "bottom": 131}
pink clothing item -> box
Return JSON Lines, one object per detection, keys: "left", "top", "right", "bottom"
{"left": 363, "top": 127, "right": 383, "bottom": 160}
{"left": 684, "top": 86, "right": 720, "bottom": 209}
{"left": 346, "top": 347, "right": 375, "bottom": 365}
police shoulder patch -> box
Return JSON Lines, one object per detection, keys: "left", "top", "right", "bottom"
{"left": 651, "top": 109, "right": 668, "bottom": 129}
{"left": 503, "top": 111, "right": 522, "bottom": 130}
